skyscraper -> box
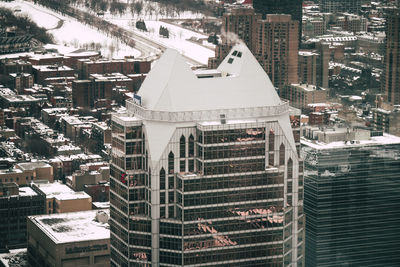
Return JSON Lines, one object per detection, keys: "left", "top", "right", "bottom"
{"left": 256, "top": 15, "right": 299, "bottom": 89}
{"left": 382, "top": 8, "right": 400, "bottom": 105}
{"left": 302, "top": 127, "right": 400, "bottom": 266}
{"left": 110, "top": 45, "right": 304, "bottom": 266}
{"left": 208, "top": 7, "right": 260, "bottom": 68}
{"left": 253, "top": 0, "right": 303, "bottom": 42}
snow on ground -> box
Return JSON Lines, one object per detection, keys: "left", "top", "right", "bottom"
{"left": 74, "top": 0, "right": 216, "bottom": 64}
{"left": 130, "top": 20, "right": 214, "bottom": 65}
{"left": 48, "top": 18, "right": 141, "bottom": 58}
{"left": 0, "top": 0, "right": 141, "bottom": 59}
{"left": 0, "top": 0, "right": 59, "bottom": 29}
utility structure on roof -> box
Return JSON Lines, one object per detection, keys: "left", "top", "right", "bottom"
{"left": 110, "top": 44, "right": 304, "bottom": 266}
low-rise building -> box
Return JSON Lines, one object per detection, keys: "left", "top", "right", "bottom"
{"left": 32, "top": 65, "right": 75, "bottom": 85}
{"left": 0, "top": 184, "right": 46, "bottom": 250}
{"left": 31, "top": 181, "right": 92, "bottom": 214}
{"left": 0, "top": 162, "right": 53, "bottom": 185}
{"left": 27, "top": 209, "right": 110, "bottom": 267}
{"left": 282, "top": 83, "right": 327, "bottom": 110}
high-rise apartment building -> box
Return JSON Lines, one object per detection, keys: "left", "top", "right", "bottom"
{"left": 302, "top": 127, "right": 400, "bottom": 266}
{"left": 208, "top": 7, "right": 260, "bottom": 68}
{"left": 256, "top": 15, "right": 299, "bottom": 89}
{"left": 321, "top": 0, "right": 362, "bottom": 14}
{"left": 253, "top": 0, "right": 303, "bottom": 42}
{"left": 298, "top": 51, "right": 318, "bottom": 86}
{"left": 382, "top": 8, "right": 400, "bottom": 105}
{"left": 110, "top": 45, "right": 304, "bottom": 266}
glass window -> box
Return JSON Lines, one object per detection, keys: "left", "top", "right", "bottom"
{"left": 160, "top": 168, "right": 165, "bottom": 190}
{"left": 180, "top": 135, "right": 186, "bottom": 158}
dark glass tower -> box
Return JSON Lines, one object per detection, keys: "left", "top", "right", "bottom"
{"left": 302, "top": 127, "right": 400, "bottom": 267}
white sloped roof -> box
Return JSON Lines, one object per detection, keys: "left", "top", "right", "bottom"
{"left": 138, "top": 44, "right": 282, "bottom": 112}
{"left": 137, "top": 44, "right": 290, "bottom": 164}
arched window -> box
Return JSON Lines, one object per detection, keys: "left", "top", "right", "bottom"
{"left": 145, "top": 150, "right": 148, "bottom": 170}
{"left": 287, "top": 158, "right": 293, "bottom": 179}
{"left": 269, "top": 129, "right": 275, "bottom": 151}
{"left": 168, "top": 152, "right": 174, "bottom": 174}
{"left": 279, "top": 143, "right": 285, "bottom": 165}
{"left": 269, "top": 129, "right": 275, "bottom": 166}
{"left": 160, "top": 168, "right": 165, "bottom": 190}
{"left": 189, "top": 134, "right": 195, "bottom": 157}
{"left": 287, "top": 158, "right": 293, "bottom": 206}
{"left": 180, "top": 135, "right": 186, "bottom": 158}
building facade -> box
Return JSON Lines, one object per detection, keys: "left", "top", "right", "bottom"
{"left": 281, "top": 84, "right": 327, "bottom": 111}
{"left": 382, "top": 8, "right": 400, "bottom": 105}
{"left": 256, "top": 15, "right": 299, "bottom": 90}
{"left": 0, "top": 185, "right": 46, "bottom": 250}
{"left": 321, "top": 0, "right": 362, "bottom": 14}
{"left": 27, "top": 210, "right": 110, "bottom": 267}
{"left": 110, "top": 45, "right": 304, "bottom": 266}
{"left": 302, "top": 127, "right": 400, "bottom": 266}
{"left": 253, "top": 0, "right": 302, "bottom": 42}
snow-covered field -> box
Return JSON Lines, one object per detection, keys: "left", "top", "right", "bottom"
{"left": 73, "top": 0, "right": 216, "bottom": 64}
{"left": 112, "top": 19, "right": 215, "bottom": 65}
{"left": 1, "top": 0, "right": 216, "bottom": 64}
{"left": 0, "top": 0, "right": 141, "bottom": 59}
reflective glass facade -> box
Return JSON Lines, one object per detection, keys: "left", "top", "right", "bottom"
{"left": 302, "top": 141, "right": 400, "bottom": 267}
{"left": 110, "top": 117, "right": 304, "bottom": 266}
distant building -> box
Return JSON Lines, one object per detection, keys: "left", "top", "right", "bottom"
{"left": 84, "top": 183, "right": 109, "bottom": 202}
{"left": 0, "top": 35, "right": 32, "bottom": 54}
{"left": 298, "top": 51, "right": 318, "bottom": 85}
{"left": 0, "top": 184, "right": 46, "bottom": 250}
{"left": 9, "top": 73, "right": 33, "bottom": 93}
{"left": 256, "top": 14, "right": 299, "bottom": 89}
{"left": 32, "top": 65, "right": 75, "bottom": 85}
{"left": 253, "top": 0, "right": 302, "bottom": 42}
{"left": 372, "top": 107, "right": 400, "bottom": 136}
{"left": 382, "top": 8, "right": 400, "bottom": 105}
{"left": 71, "top": 169, "right": 105, "bottom": 191}
{"left": 77, "top": 58, "right": 151, "bottom": 79}
{"left": 31, "top": 181, "right": 92, "bottom": 214}
{"left": 0, "top": 161, "right": 53, "bottom": 185}
{"left": 27, "top": 209, "right": 110, "bottom": 267}
{"left": 72, "top": 74, "right": 134, "bottom": 108}
{"left": 315, "top": 42, "right": 330, "bottom": 88}
{"left": 0, "top": 59, "right": 32, "bottom": 75}
{"left": 302, "top": 127, "right": 400, "bottom": 266}
{"left": 208, "top": 7, "right": 260, "bottom": 68}
{"left": 321, "top": 0, "right": 362, "bottom": 14}
{"left": 282, "top": 83, "right": 327, "bottom": 111}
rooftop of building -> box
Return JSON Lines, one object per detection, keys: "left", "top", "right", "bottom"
{"left": 16, "top": 161, "right": 51, "bottom": 171}
{"left": 0, "top": 248, "right": 28, "bottom": 267}
{"left": 137, "top": 43, "right": 282, "bottom": 112}
{"left": 0, "top": 94, "right": 39, "bottom": 103}
{"left": 31, "top": 65, "right": 73, "bottom": 72}
{"left": 0, "top": 87, "right": 15, "bottom": 96}
{"left": 18, "top": 186, "right": 37, "bottom": 197}
{"left": 290, "top": 83, "right": 327, "bottom": 91}
{"left": 122, "top": 44, "right": 294, "bottom": 164}
{"left": 301, "top": 127, "right": 400, "bottom": 150}
{"left": 90, "top": 73, "right": 131, "bottom": 81}
{"left": 28, "top": 209, "right": 109, "bottom": 244}
{"left": 31, "top": 181, "right": 90, "bottom": 200}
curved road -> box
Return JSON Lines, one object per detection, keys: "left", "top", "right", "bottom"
{"left": 22, "top": 0, "right": 204, "bottom": 65}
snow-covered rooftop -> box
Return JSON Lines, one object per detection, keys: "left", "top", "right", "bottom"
{"left": 138, "top": 43, "right": 281, "bottom": 112}
{"left": 301, "top": 133, "right": 400, "bottom": 150}
{"left": 28, "top": 210, "right": 109, "bottom": 244}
